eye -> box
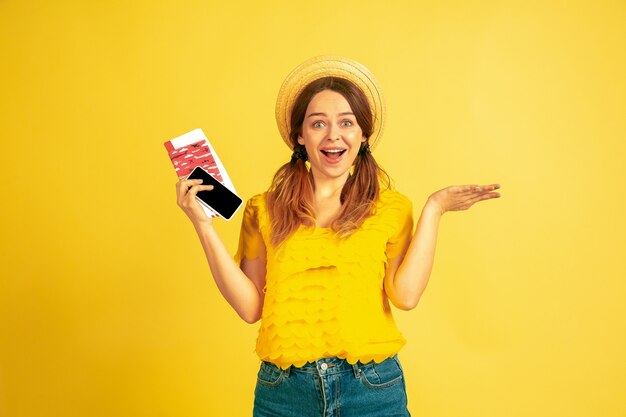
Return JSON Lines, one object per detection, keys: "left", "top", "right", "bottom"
{"left": 313, "top": 121, "right": 325, "bottom": 128}
{"left": 342, "top": 120, "right": 353, "bottom": 127}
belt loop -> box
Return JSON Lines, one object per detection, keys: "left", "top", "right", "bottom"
{"left": 284, "top": 365, "right": 291, "bottom": 377}
{"left": 352, "top": 362, "right": 361, "bottom": 378}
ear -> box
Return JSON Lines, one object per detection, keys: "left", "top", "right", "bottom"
{"left": 361, "top": 135, "right": 367, "bottom": 143}
{"left": 297, "top": 135, "right": 305, "bottom": 145}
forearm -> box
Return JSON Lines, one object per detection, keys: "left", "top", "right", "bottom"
{"left": 393, "top": 199, "right": 442, "bottom": 309}
{"left": 193, "top": 221, "right": 262, "bottom": 323}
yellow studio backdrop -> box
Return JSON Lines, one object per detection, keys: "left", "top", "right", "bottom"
{"left": 1, "top": 0, "right": 624, "bottom": 416}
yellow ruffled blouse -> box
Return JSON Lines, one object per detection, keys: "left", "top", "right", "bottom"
{"left": 235, "top": 189, "right": 414, "bottom": 370}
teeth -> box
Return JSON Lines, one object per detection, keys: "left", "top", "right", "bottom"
{"left": 323, "top": 149, "right": 345, "bottom": 153}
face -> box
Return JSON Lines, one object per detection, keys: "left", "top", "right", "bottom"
{"left": 297, "top": 89, "right": 366, "bottom": 182}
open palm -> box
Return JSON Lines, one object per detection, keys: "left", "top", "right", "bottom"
{"left": 428, "top": 184, "right": 501, "bottom": 215}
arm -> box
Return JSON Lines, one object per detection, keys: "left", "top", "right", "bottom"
{"left": 193, "top": 222, "right": 266, "bottom": 324}
{"left": 384, "top": 183, "right": 501, "bottom": 310}
{"left": 383, "top": 199, "right": 441, "bottom": 311}
{"left": 177, "top": 178, "right": 266, "bottom": 324}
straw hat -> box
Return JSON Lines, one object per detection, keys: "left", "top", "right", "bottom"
{"left": 275, "top": 55, "right": 386, "bottom": 151}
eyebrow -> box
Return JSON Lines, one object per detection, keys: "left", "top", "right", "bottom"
{"left": 306, "top": 112, "right": 354, "bottom": 118}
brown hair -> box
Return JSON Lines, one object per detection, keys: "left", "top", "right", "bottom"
{"left": 266, "top": 77, "right": 390, "bottom": 247}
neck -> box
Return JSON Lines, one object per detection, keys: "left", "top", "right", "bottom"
{"left": 310, "top": 169, "right": 350, "bottom": 200}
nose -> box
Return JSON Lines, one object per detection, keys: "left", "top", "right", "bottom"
{"left": 326, "top": 122, "right": 341, "bottom": 141}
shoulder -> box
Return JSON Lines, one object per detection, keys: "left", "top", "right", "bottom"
{"left": 241, "top": 192, "right": 270, "bottom": 231}
{"left": 246, "top": 192, "right": 268, "bottom": 210}
{"left": 377, "top": 189, "right": 413, "bottom": 212}
{"left": 373, "top": 189, "right": 413, "bottom": 231}
{"left": 363, "top": 189, "right": 413, "bottom": 234}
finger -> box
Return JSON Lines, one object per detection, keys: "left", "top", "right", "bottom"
{"left": 177, "top": 178, "right": 204, "bottom": 194}
{"left": 179, "top": 178, "right": 204, "bottom": 185}
{"left": 464, "top": 184, "right": 500, "bottom": 195}
{"left": 180, "top": 185, "right": 214, "bottom": 208}
{"left": 482, "top": 184, "right": 501, "bottom": 192}
{"left": 459, "top": 184, "right": 481, "bottom": 195}
{"left": 468, "top": 191, "right": 501, "bottom": 206}
{"left": 183, "top": 179, "right": 205, "bottom": 188}
{"left": 186, "top": 180, "right": 206, "bottom": 195}
{"left": 186, "top": 184, "right": 214, "bottom": 197}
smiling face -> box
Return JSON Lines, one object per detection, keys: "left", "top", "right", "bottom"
{"left": 297, "top": 89, "right": 366, "bottom": 182}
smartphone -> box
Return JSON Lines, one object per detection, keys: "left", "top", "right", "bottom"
{"left": 186, "top": 166, "right": 243, "bottom": 220}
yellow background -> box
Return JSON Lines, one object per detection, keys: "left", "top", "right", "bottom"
{"left": 1, "top": 0, "right": 625, "bottom": 416}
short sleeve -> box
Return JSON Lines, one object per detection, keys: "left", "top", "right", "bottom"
{"left": 234, "top": 195, "right": 266, "bottom": 265}
{"left": 385, "top": 193, "right": 414, "bottom": 260}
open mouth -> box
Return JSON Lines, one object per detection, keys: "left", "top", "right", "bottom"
{"left": 320, "top": 149, "right": 347, "bottom": 160}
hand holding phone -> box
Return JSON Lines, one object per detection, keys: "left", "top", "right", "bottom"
{"left": 177, "top": 178, "right": 215, "bottom": 225}
{"left": 186, "top": 166, "right": 242, "bottom": 221}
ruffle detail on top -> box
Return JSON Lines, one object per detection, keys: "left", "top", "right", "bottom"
{"left": 236, "top": 190, "right": 414, "bottom": 370}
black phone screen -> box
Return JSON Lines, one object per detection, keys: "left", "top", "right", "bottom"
{"left": 186, "top": 167, "right": 242, "bottom": 220}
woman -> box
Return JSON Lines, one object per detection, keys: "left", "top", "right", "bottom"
{"left": 176, "top": 56, "right": 501, "bottom": 417}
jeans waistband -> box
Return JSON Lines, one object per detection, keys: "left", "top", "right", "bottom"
{"left": 264, "top": 354, "right": 398, "bottom": 378}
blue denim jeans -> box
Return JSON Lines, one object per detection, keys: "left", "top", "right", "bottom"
{"left": 253, "top": 354, "right": 411, "bottom": 417}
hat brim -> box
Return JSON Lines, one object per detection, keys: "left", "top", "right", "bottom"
{"left": 275, "top": 55, "right": 385, "bottom": 151}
